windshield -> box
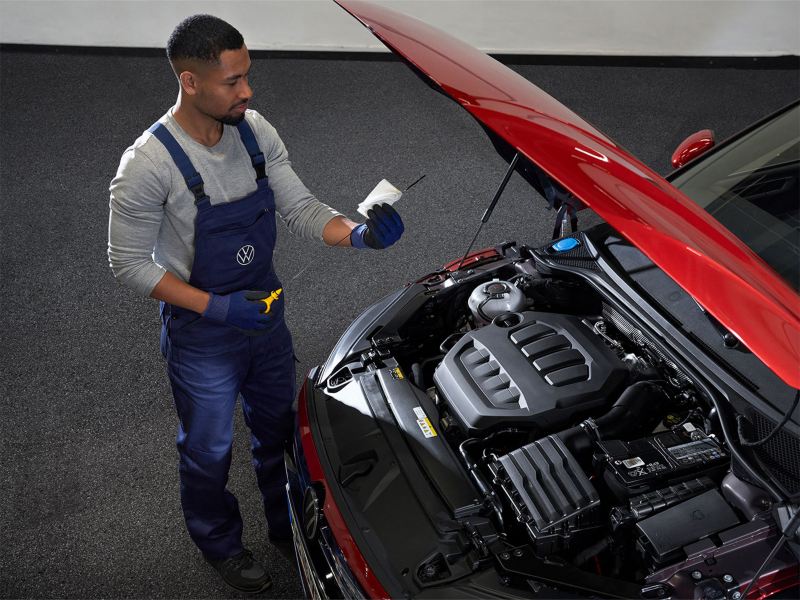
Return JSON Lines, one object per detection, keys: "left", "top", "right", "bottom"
{"left": 671, "top": 104, "right": 800, "bottom": 291}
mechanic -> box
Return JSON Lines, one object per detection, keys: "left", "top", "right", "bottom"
{"left": 107, "top": 14, "right": 403, "bottom": 593}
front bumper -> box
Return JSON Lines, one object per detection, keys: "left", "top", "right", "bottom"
{"left": 286, "top": 476, "right": 326, "bottom": 599}
{"left": 285, "top": 447, "right": 364, "bottom": 599}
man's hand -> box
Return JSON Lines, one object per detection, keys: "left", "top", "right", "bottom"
{"left": 202, "top": 290, "right": 274, "bottom": 331}
{"left": 350, "top": 203, "right": 404, "bottom": 249}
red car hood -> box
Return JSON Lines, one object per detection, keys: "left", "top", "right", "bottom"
{"left": 335, "top": 0, "right": 800, "bottom": 389}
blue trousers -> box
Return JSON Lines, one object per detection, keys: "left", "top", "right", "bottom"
{"left": 161, "top": 314, "right": 295, "bottom": 559}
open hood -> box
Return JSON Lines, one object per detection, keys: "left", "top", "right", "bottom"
{"left": 335, "top": 0, "right": 800, "bottom": 389}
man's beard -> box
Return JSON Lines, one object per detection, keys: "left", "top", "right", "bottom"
{"left": 217, "top": 112, "right": 246, "bottom": 126}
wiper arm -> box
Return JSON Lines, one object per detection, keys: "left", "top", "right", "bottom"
{"left": 456, "top": 152, "right": 520, "bottom": 271}
{"left": 691, "top": 297, "right": 741, "bottom": 349}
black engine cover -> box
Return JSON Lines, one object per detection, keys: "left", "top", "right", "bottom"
{"left": 434, "top": 311, "right": 626, "bottom": 434}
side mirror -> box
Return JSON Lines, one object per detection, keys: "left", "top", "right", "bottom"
{"left": 671, "top": 129, "right": 715, "bottom": 169}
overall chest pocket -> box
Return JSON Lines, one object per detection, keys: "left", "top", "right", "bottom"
{"left": 203, "top": 205, "right": 273, "bottom": 236}
{"left": 190, "top": 191, "right": 278, "bottom": 294}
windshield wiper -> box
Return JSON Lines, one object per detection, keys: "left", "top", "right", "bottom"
{"left": 691, "top": 298, "right": 743, "bottom": 350}
{"left": 455, "top": 152, "right": 520, "bottom": 271}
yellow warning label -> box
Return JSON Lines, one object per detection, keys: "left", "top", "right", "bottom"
{"left": 416, "top": 417, "right": 438, "bottom": 438}
{"left": 413, "top": 406, "right": 437, "bottom": 438}
{"left": 391, "top": 367, "right": 404, "bottom": 380}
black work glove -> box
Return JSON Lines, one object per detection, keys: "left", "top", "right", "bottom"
{"left": 350, "top": 203, "right": 404, "bottom": 249}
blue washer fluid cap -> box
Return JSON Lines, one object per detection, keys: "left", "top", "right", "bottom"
{"left": 552, "top": 237, "right": 581, "bottom": 252}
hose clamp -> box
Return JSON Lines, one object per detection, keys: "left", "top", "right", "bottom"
{"left": 580, "top": 418, "right": 601, "bottom": 441}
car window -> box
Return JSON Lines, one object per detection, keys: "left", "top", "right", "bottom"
{"left": 671, "top": 106, "right": 800, "bottom": 291}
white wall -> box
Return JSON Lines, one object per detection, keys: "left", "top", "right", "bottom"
{"left": 1, "top": 0, "right": 797, "bottom": 56}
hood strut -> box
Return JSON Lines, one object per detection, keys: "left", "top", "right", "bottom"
{"left": 456, "top": 152, "right": 520, "bottom": 271}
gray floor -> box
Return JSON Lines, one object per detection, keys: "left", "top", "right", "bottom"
{"left": 1, "top": 47, "right": 797, "bottom": 599}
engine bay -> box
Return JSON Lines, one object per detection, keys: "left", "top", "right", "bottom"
{"left": 317, "top": 233, "right": 799, "bottom": 599}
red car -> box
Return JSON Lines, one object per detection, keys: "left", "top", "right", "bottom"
{"left": 286, "top": 2, "right": 800, "bottom": 598}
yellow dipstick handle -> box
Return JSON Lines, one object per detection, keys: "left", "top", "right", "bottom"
{"left": 260, "top": 288, "right": 283, "bottom": 313}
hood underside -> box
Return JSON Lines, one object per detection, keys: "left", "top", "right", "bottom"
{"left": 335, "top": 0, "right": 800, "bottom": 389}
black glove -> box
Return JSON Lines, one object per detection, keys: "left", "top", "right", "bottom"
{"left": 350, "top": 203, "right": 404, "bottom": 249}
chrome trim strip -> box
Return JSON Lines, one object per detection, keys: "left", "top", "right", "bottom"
{"left": 287, "top": 483, "right": 328, "bottom": 599}
{"left": 317, "top": 525, "right": 364, "bottom": 599}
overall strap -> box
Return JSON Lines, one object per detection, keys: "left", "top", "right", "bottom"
{"left": 236, "top": 119, "right": 267, "bottom": 181}
{"left": 147, "top": 122, "right": 209, "bottom": 206}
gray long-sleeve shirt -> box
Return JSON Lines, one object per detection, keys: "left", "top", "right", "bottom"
{"left": 108, "top": 108, "right": 340, "bottom": 296}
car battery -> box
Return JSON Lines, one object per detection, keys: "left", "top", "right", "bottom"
{"left": 595, "top": 423, "right": 728, "bottom": 498}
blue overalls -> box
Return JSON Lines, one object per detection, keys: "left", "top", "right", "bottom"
{"left": 149, "top": 119, "right": 295, "bottom": 560}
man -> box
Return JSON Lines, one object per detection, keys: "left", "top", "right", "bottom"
{"left": 107, "top": 14, "right": 404, "bottom": 593}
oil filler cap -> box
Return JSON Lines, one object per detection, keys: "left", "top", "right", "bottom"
{"left": 552, "top": 238, "right": 580, "bottom": 252}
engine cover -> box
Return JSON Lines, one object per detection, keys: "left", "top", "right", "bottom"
{"left": 434, "top": 311, "right": 626, "bottom": 434}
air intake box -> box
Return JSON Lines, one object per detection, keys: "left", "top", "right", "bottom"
{"left": 490, "top": 435, "right": 602, "bottom": 555}
{"left": 434, "top": 311, "right": 626, "bottom": 434}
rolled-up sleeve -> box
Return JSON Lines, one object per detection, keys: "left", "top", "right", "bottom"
{"left": 108, "top": 146, "right": 168, "bottom": 296}
{"left": 254, "top": 116, "right": 341, "bottom": 241}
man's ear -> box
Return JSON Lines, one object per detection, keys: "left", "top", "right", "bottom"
{"left": 179, "top": 71, "right": 199, "bottom": 96}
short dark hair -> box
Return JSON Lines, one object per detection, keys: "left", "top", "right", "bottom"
{"left": 166, "top": 14, "right": 244, "bottom": 67}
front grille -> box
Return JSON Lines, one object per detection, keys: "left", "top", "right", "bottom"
{"left": 750, "top": 412, "right": 800, "bottom": 496}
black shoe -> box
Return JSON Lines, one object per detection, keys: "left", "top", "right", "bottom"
{"left": 206, "top": 548, "right": 272, "bottom": 593}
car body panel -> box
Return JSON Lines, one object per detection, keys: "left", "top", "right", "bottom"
{"left": 334, "top": 0, "right": 800, "bottom": 389}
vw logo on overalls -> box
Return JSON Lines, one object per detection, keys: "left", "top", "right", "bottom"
{"left": 236, "top": 245, "right": 255, "bottom": 266}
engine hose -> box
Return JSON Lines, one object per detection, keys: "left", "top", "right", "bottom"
{"left": 458, "top": 439, "right": 505, "bottom": 528}
{"left": 410, "top": 362, "right": 423, "bottom": 388}
{"left": 573, "top": 536, "right": 613, "bottom": 566}
{"left": 557, "top": 381, "right": 670, "bottom": 459}
{"left": 410, "top": 355, "right": 445, "bottom": 389}
{"left": 477, "top": 296, "right": 493, "bottom": 323}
